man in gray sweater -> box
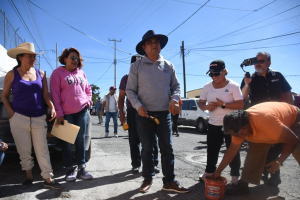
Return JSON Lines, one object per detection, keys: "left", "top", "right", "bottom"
{"left": 126, "top": 30, "right": 189, "bottom": 193}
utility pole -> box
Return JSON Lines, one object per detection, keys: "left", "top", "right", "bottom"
{"left": 109, "top": 38, "right": 121, "bottom": 87}
{"left": 15, "top": 28, "right": 19, "bottom": 46}
{"left": 56, "top": 43, "right": 58, "bottom": 68}
{"left": 4, "top": 12, "right": 6, "bottom": 49}
{"left": 181, "top": 41, "right": 187, "bottom": 98}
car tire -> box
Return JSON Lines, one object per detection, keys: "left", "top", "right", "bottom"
{"left": 85, "top": 141, "right": 91, "bottom": 162}
{"left": 196, "top": 118, "right": 207, "bottom": 133}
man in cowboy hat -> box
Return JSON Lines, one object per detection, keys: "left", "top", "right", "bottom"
{"left": 126, "top": 30, "right": 189, "bottom": 193}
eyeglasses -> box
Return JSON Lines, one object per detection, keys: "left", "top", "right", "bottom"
{"left": 70, "top": 56, "right": 80, "bottom": 62}
{"left": 208, "top": 71, "right": 222, "bottom": 77}
{"left": 257, "top": 59, "right": 268, "bottom": 64}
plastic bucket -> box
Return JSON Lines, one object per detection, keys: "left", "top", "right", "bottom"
{"left": 204, "top": 176, "right": 227, "bottom": 200}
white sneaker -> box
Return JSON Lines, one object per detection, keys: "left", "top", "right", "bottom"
{"left": 114, "top": 134, "right": 118, "bottom": 138}
{"left": 231, "top": 176, "right": 239, "bottom": 185}
{"left": 105, "top": 132, "right": 109, "bottom": 138}
{"left": 199, "top": 172, "right": 212, "bottom": 181}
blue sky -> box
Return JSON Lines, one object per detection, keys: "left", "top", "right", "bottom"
{"left": 1, "top": 0, "right": 300, "bottom": 98}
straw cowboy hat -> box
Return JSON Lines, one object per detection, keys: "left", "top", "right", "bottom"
{"left": 136, "top": 30, "right": 168, "bottom": 55}
{"left": 7, "top": 42, "right": 43, "bottom": 59}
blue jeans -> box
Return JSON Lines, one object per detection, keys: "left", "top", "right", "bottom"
{"left": 105, "top": 112, "right": 118, "bottom": 133}
{"left": 61, "top": 107, "right": 87, "bottom": 168}
{"left": 127, "top": 107, "right": 159, "bottom": 168}
{"left": 136, "top": 111, "right": 175, "bottom": 184}
{"left": 0, "top": 151, "right": 4, "bottom": 165}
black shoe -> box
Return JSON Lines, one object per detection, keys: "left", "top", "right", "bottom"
{"left": 21, "top": 178, "right": 33, "bottom": 189}
{"left": 266, "top": 174, "right": 281, "bottom": 186}
{"left": 132, "top": 167, "right": 140, "bottom": 174}
{"left": 176, "top": 132, "right": 179, "bottom": 137}
{"left": 154, "top": 166, "right": 160, "bottom": 174}
{"left": 44, "top": 180, "right": 62, "bottom": 190}
{"left": 226, "top": 181, "right": 250, "bottom": 195}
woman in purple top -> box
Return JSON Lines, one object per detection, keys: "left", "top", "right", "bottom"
{"left": 2, "top": 42, "right": 61, "bottom": 189}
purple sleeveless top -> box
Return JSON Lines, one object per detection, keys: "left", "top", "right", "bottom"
{"left": 11, "top": 68, "right": 45, "bottom": 117}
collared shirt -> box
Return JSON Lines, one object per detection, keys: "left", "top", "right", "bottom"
{"left": 119, "top": 74, "right": 132, "bottom": 108}
{"left": 126, "top": 55, "right": 180, "bottom": 112}
{"left": 109, "top": 95, "right": 116, "bottom": 112}
{"left": 241, "top": 68, "right": 291, "bottom": 106}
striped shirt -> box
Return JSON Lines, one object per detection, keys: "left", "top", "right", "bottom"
{"left": 119, "top": 74, "right": 132, "bottom": 108}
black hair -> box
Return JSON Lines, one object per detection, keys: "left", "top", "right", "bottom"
{"left": 223, "top": 110, "right": 250, "bottom": 134}
{"left": 13, "top": 54, "right": 25, "bottom": 69}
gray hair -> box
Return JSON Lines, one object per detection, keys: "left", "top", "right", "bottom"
{"left": 257, "top": 52, "right": 271, "bottom": 61}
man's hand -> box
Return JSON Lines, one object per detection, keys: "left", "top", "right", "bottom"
{"left": 49, "top": 108, "right": 56, "bottom": 121}
{"left": 212, "top": 170, "right": 221, "bottom": 180}
{"left": 169, "top": 100, "right": 179, "bottom": 115}
{"left": 209, "top": 98, "right": 223, "bottom": 107}
{"left": 119, "top": 113, "right": 126, "bottom": 124}
{"left": 244, "top": 74, "right": 251, "bottom": 86}
{"left": 0, "top": 142, "right": 8, "bottom": 151}
{"left": 138, "top": 106, "right": 149, "bottom": 117}
{"left": 56, "top": 116, "right": 64, "bottom": 126}
{"left": 266, "top": 160, "right": 280, "bottom": 174}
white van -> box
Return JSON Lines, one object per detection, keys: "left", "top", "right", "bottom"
{"left": 177, "top": 98, "right": 209, "bottom": 133}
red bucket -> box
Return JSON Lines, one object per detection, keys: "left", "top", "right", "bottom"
{"left": 204, "top": 176, "right": 227, "bottom": 200}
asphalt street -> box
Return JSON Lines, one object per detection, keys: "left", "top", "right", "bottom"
{"left": 0, "top": 115, "right": 299, "bottom": 200}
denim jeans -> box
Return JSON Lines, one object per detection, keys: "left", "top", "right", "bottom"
{"left": 0, "top": 151, "right": 4, "bottom": 165}
{"left": 105, "top": 112, "right": 118, "bottom": 133}
{"left": 127, "top": 107, "right": 159, "bottom": 168}
{"left": 136, "top": 111, "right": 175, "bottom": 184}
{"left": 206, "top": 123, "right": 241, "bottom": 176}
{"left": 61, "top": 107, "right": 87, "bottom": 168}
{"left": 171, "top": 114, "right": 179, "bottom": 133}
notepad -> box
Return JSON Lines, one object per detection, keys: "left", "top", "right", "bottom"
{"left": 51, "top": 119, "right": 80, "bottom": 144}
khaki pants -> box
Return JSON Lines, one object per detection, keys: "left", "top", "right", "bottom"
{"left": 241, "top": 106, "right": 300, "bottom": 185}
{"left": 10, "top": 112, "right": 53, "bottom": 179}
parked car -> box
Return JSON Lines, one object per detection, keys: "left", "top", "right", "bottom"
{"left": 177, "top": 98, "right": 209, "bottom": 133}
{"left": 0, "top": 79, "right": 92, "bottom": 162}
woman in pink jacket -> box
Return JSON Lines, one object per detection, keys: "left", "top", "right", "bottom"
{"left": 50, "top": 47, "right": 93, "bottom": 182}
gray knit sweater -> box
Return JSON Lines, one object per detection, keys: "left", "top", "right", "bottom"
{"left": 126, "top": 55, "right": 180, "bottom": 112}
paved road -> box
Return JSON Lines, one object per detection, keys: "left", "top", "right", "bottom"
{"left": 0, "top": 115, "right": 299, "bottom": 200}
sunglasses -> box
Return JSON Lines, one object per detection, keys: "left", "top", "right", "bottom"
{"left": 257, "top": 59, "right": 268, "bottom": 64}
{"left": 208, "top": 71, "right": 222, "bottom": 77}
{"left": 70, "top": 56, "right": 80, "bottom": 62}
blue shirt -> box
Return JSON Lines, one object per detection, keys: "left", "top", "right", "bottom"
{"left": 95, "top": 101, "right": 102, "bottom": 111}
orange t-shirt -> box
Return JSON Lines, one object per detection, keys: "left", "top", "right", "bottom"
{"left": 232, "top": 102, "right": 298, "bottom": 144}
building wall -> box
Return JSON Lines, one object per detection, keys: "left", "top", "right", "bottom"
{"left": 187, "top": 89, "right": 202, "bottom": 98}
{"left": 0, "top": 44, "right": 17, "bottom": 77}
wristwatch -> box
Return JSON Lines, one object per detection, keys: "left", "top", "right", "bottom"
{"left": 221, "top": 102, "right": 226, "bottom": 109}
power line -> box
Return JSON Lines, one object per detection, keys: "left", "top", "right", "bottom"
{"left": 92, "top": 63, "right": 114, "bottom": 84}
{"left": 191, "top": 42, "right": 300, "bottom": 51}
{"left": 190, "top": 31, "right": 300, "bottom": 50}
{"left": 167, "top": 0, "right": 210, "bottom": 36}
{"left": 27, "top": 0, "right": 131, "bottom": 55}
{"left": 9, "top": 0, "right": 54, "bottom": 70}
{"left": 173, "top": 0, "right": 257, "bottom": 11}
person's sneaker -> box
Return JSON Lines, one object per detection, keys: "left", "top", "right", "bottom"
{"left": 266, "top": 174, "right": 281, "bottom": 186}
{"left": 199, "top": 172, "right": 212, "bottom": 181}
{"left": 154, "top": 166, "right": 160, "bottom": 174}
{"left": 162, "top": 180, "right": 190, "bottom": 193}
{"left": 132, "top": 167, "right": 140, "bottom": 174}
{"left": 105, "top": 132, "right": 109, "bottom": 138}
{"left": 140, "top": 180, "right": 152, "bottom": 193}
{"left": 44, "top": 180, "right": 62, "bottom": 190}
{"left": 77, "top": 168, "right": 93, "bottom": 180}
{"left": 172, "top": 132, "right": 176, "bottom": 135}
{"left": 226, "top": 180, "right": 250, "bottom": 195}
{"left": 176, "top": 132, "right": 180, "bottom": 137}
{"left": 114, "top": 134, "right": 118, "bottom": 138}
{"left": 231, "top": 176, "right": 239, "bottom": 185}
{"left": 21, "top": 178, "right": 33, "bottom": 189}
{"left": 65, "top": 167, "right": 76, "bottom": 182}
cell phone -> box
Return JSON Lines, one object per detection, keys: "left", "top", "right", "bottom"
{"left": 242, "top": 57, "right": 258, "bottom": 66}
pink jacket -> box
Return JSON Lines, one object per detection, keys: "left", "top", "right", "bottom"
{"left": 50, "top": 66, "right": 93, "bottom": 117}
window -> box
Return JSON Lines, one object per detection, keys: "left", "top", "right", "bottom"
{"left": 188, "top": 100, "right": 197, "bottom": 110}
{"left": 181, "top": 100, "right": 189, "bottom": 110}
